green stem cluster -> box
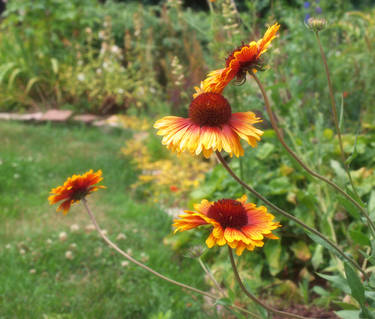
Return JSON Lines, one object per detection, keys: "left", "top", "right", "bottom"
{"left": 81, "top": 198, "right": 259, "bottom": 318}
{"left": 250, "top": 72, "right": 375, "bottom": 237}
{"left": 228, "top": 247, "right": 312, "bottom": 319}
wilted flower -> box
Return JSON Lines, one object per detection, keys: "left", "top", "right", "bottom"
{"left": 174, "top": 195, "right": 280, "bottom": 256}
{"left": 48, "top": 170, "right": 105, "bottom": 214}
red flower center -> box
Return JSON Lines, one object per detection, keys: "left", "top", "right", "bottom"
{"left": 189, "top": 93, "right": 232, "bottom": 127}
{"left": 207, "top": 199, "right": 248, "bottom": 229}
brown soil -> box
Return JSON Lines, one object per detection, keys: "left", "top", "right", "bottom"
{"left": 273, "top": 304, "right": 339, "bottom": 319}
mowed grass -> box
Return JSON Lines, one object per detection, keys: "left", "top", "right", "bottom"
{"left": 0, "top": 122, "right": 214, "bottom": 319}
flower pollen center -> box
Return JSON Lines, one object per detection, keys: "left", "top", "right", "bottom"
{"left": 189, "top": 93, "right": 232, "bottom": 127}
{"left": 207, "top": 199, "right": 248, "bottom": 229}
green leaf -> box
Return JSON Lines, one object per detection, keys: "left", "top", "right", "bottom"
{"left": 339, "top": 197, "right": 360, "bottom": 219}
{"left": 311, "top": 245, "right": 324, "bottom": 270}
{"left": 369, "top": 190, "right": 375, "bottom": 219}
{"left": 307, "top": 231, "right": 347, "bottom": 264}
{"left": 344, "top": 263, "right": 365, "bottom": 306}
{"left": 335, "top": 310, "right": 361, "bottom": 319}
{"left": 256, "top": 142, "right": 275, "bottom": 160}
{"left": 264, "top": 240, "right": 283, "bottom": 276}
{"left": 349, "top": 230, "right": 371, "bottom": 246}
{"left": 316, "top": 273, "right": 351, "bottom": 294}
{"left": 330, "top": 160, "right": 347, "bottom": 183}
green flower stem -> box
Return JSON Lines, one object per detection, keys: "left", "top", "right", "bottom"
{"left": 216, "top": 151, "right": 367, "bottom": 279}
{"left": 228, "top": 247, "right": 311, "bottom": 319}
{"left": 81, "top": 199, "right": 257, "bottom": 317}
{"left": 250, "top": 72, "right": 375, "bottom": 237}
{"left": 314, "top": 32, "right": 361, "bottom": 201}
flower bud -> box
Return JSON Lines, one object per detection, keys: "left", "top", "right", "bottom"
{"left": 307, "top": 17, "right": 327, "bottom": 32}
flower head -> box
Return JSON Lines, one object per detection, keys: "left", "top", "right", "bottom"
{"left": 48, "top": 169, "right": 105, "bottom": 214}
{"left": 194, "top": 22, "right": 280, "bottom": 97}
{"left": 173, "top": 195, "right": 281, "bottom": 256}
{"left": 154, "top": 93, "right": 263, "bottom": 158}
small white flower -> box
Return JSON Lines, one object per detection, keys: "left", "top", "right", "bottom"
{"left": 77, "top": 73, "right": 85, "bottom": 82}
{"left": 19, "top": 249, "right": 26, "bottom": 255}
{"left": 126, "top": 248, "right": 133, "bottom": 256}
{"left": 121, "top": 261, "right": 129, "bottom": 267}
{"left": 140, "top": 252, "right": 149, "bottom": 262}
{"left": 116, "top": 233, "right": 126, "bottom": 241}
{"left": 29, "top": 269, "right": 36, "bottom": 274}
{"left": 102, "top": 62, "right": 109, "bottom": 69}
{"left": 13, "top": 173, "right": 20, "bottom": 179}
{"left": 5, "top": 244, "right": 11, "bottom": 249}
{"left": 70, "top": 224, "right": 80, "bottom": 232}
{"left": 98, "top": 30, "right": 105, "bottom": 39}
{"left": 59, "top": 232, "right": 67, "bottom": 241}
{"left": 65, "top": 251, "right": 74, "bottom": 260}
{"left": 85, "top": 224, "right": 95, "bottom": 233}
{"left": 70, "top": 243, "right": 77, "bottom": 249}
{"left": 111, "top": 45, "right": 120, "bottom": 54}
{"left": 0, "top": 159, "right": 3, "bottom": 165}
{"left": 116, "top": 88, "right": 124, "bottom": 95}
{"left": 96, "top": 68, "right": 102, "bottom": 75}
{"left": 46, "top": 239, "right": 52, "bottom": 245}
{"left": 101, "top": 229, "right": 108, "bottom": 236}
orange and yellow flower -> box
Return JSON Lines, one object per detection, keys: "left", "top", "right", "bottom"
{"left": 154, "top": 92, "right": 263, "bottom": 158}
{"left": 48, "top": 169, "right": 105, "bottom": 214}
{"left": 194, "top": 22, "right": 280, "bottom": 97}
{"left": 173, "top": 195, "right": 281, "bottom": 256}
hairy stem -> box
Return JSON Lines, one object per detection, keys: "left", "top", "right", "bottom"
{"left": 250, "top": 72, "right": 375, "bottom": 236}
{"left": 315, "top": 33, "right": 360, "bottom": 200}
{"left": 81, "top": 199, "right": 257, "bottom": 317}
{"left": 228, "top": 247, "right": 311, "bottom": 319}
{"left": 216, "top": 151, "right": 367, "bottom": 279}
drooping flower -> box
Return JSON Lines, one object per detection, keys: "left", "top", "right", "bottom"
{"left": 154, "top": 92, "right": 263, "bottom": 158}
{"left": 194, "top": 22, "right": 280, "bottom": 97}
{"left": 173, "top": 195, "right": 281, "bottom": 256}
{"left": 48, "top": 169, "right": 105, "bottom": 214}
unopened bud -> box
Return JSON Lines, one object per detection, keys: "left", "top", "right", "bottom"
{"left": 307, "top": 17, "right": 327, "bottom": 32}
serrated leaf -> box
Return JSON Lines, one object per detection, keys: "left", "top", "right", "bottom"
{"left": 316, "top": 273, "right": 351, "bottom": 294}
{"left": 344, "top": 263, "right": 365, "bottom": 306}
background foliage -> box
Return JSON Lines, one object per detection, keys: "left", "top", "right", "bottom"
{"left": 1, "top": 0, "right": 375, "bottom": 317}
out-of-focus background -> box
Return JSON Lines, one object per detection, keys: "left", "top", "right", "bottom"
{"left": 1, "top": 0, "right": 375, "bottom": 318}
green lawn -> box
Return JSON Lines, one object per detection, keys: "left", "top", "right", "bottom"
{"left": 0, "top": 122, "right": 214, "bottom": 319}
